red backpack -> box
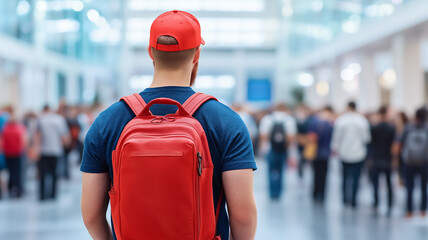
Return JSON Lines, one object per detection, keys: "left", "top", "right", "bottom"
{"left": 110, "top": 93, "right": 223, "bottom": 240}
{"left": 1, "top": 123, "right": 25, "bottom": 157}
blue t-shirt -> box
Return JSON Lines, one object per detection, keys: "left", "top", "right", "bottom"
{"left": 308, "top": 118, "right": 333, "bottom": 160}
{"left": 81, "top": 86, "right": 257, "bottom": 240}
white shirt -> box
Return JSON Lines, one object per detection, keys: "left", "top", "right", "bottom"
{"left": 331, "top": 112, "right": 371, "bottom": 163}
{"left": 259, "top": 111, "right": 296, "bottom": 152}
{"left": 259, "top": 111, "right": 297, "bottom": 137}
{"left": 38, "top": 112, "right": 69, "bottom": 156}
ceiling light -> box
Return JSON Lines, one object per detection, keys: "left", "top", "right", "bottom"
{"left": 72, "top": 1, "right": 84, "bottom": 12}
{"left": 298, "top": 73, "right": 314, "bottom": 87}
{"left": 379, "top": 68, "right": 397, "bottom": 89}
{"left": 16, "top": 0, "right": 31, "bottom": 16}
{"left": 316, "top": 81, "right": 329, "bottom": 97}
{"left": 341, "top": 68, "right": 355, "bottom": 82}
{"left": 349, "top": 63, "right": 362, "bottom": 75}
{"left": 87, "top": 9, "right": 100, "bottom": 23}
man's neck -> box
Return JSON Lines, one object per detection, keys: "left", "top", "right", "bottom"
{"left": 150, "top": 69, "right": 191, "bottom": 88}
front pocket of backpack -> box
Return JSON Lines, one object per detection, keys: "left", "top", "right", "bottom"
{"left": 120, "top": 145, "right": 196, "bottom": 240}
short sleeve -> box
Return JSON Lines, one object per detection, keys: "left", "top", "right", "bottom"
{"left": 80, "top": 120, "right": 109, "bottom": 173}
{"left": 221, "top": 115, "right": 257, "bottom": 172}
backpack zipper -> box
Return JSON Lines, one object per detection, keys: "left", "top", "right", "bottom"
{"left": 196, "top": 152, "right": 202, "bottom": 240}
{"left": 197, "top": 152, "right": 202, "bottom": 176}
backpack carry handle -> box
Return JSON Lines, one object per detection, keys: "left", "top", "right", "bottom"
{"left": 140, "top": 98, "right": 189, "bottom": 116}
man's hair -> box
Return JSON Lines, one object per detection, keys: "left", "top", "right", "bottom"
{"left": 43, "top": 104, "right": 50, "bottom": 112}
{"left": 348, "top": 101, "right": 356, "bottom": 111}
{"left": 378, "top": 105, "right": 388, "bottom": 116}
{"left": 323, "top": 105, "right": 334, "bottom": 113}
{"left": 151, "top": 36, "right": 197, "bottom": 70}
{"left": 273, "top": 103, "right": 288, "bottom": 112}
{"left": 415, "top": 107, "right": 427, "bottom": 123}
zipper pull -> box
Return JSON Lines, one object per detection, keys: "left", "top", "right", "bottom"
{"left": 197, "top": 152, "right": 202, "bottom": 176}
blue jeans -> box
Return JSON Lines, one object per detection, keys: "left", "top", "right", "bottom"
{"left": 268, "top": 151, "right": 287, "bottom": 199}
{"left": 342, "top": 161, "right": 364, "bottom": 207}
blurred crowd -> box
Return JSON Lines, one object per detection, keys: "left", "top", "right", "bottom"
{"left": 233, "top": 101, "right": 428, "bottom": 218}
{"left": 1, "top": 99, "right": 428, "bottom": 218}
{"left": 0, "top": 101, "right": 99, "bottom": 201}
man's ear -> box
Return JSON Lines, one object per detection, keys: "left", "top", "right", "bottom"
{"left": 193, "top": 47, "right": 201, "bottom": 64}
{"left": 148, "top": 46, "right": 154, "bottom": 60}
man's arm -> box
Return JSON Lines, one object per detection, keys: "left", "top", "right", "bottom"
{"left": 223, "top": 169, "right": 257, "bottom": 240}
{"left": 81, "top": 172, "right": 113, "bottom": 240}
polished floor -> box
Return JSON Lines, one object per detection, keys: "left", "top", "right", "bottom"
{"left": 0, "top": 156, "right": 427, "bottom": 240}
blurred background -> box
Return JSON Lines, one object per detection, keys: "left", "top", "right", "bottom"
{"left": 1, "top": 0, "right": 428, "bottom": 239}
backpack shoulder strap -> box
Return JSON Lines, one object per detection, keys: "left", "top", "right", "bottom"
{"left": 120, "top": 93, "right": 147, "bottom": 116}
{"left": 181, "top": 92, "right": 218, "bottom": 116}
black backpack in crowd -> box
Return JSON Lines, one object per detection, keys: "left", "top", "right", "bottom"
{"left": 403, "top": 125, "right": 428, "bottom": 166}
{"left": 270, "top": 121, "right": 287, "bottom": 152}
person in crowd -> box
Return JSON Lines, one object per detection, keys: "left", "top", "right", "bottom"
{"left": 23, "top": 112, "right": 41, "bottom": 163}
{"left": 37, "top": 105, "right": 70, "bottom": 201}
{"left": 331, "top": 101, "right": 371, "bottom": 208}
{"left": 295, "top": 104, "right": 310, "bottom": 180}
{"left": 400, "top": 107, "right": 428, "bottom": 218}
{"left": 370, "top": 106, "right": 396, "bottom": 215}
{"left": 0, "top": 106, "right": 11, "bottom": 199}
{"left": 365, "top": 112, "right": 379, "bottom": 167}
{"left": 393, "top": 111, "right": 409, "bottom": 186}
{"left": 81, "top": 10, "right": 257, "bottom": 240}
{"left": 253, "top": 109, "right": 270, "bottom": 158}
{"left": 64, "top": 106, "right": 81, "bottom": 178}
{"left": 307, "top": 106, "right": 334, "bottom": 203}
{"left": 232, "top": 104, "right": 258, "bottom": 149}
{"left": 0, "top": 107, "right": 27, "bottom": 198}
{"left": 260, "top": 103, "right": 296, "bottom": 200}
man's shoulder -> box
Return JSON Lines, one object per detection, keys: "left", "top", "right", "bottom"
{"left": 91, "top": 100, "right": 134, "bottom": 134}
{"left": 196, "top": 99, "right": 246, "bottom": 129}
{"left": 99, "top": 100, "right": 130, "bottom": 118}
{"left": 197, "top": 99, "right": 238, "bottom": 117}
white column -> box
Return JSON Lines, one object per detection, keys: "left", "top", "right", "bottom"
{"left": 274, "top": 3, "right": 292, "bottom": 104}
{"left": 304, "top": 70, "right": 321, "bottom": 109}
{"left": 330, "top": 61, "right": 347, "bottom": 112}
{"left": 391, "top": 34, "right": 424, "bottom": 115}
{"left": 309, "top": 67, "right": 331, "bottom": 109}
{"left": 358, "top": 54, "right": 380, "bottom": 113}
{"left": 82, "top": 70, "right": 96, "bottom": 105}
{"left": 46, "top": 67, "right": 58, "bottom": 108}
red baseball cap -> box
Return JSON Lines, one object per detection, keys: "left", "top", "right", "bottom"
{"left": 149, "top": 10, "right": 205, "bottom": 52}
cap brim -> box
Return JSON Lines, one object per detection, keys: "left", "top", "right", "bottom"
{"left": 201, "top": 38, "right": 205, "bottom": 45}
